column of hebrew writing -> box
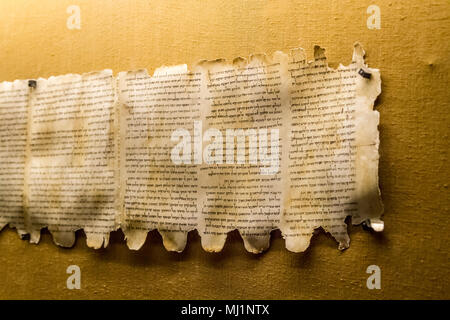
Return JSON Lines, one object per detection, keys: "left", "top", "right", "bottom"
{"left": 280, "top": 44, "right": 383, "bottom": 252}
{"left": 27, "top": 70, "right": 117, "bottom": 248}
{"left": 0, "top": 80, "right": 29, "bottom": 236}
{"left": 117, "top": 66, "right": 202, "bottom": 251}
{"left": 196, "top": 53, "right": 289, "bottom": 253}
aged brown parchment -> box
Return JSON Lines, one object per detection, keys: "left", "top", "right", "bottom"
{"left": 0, "top": 43, "right": 383, "bottom": 253}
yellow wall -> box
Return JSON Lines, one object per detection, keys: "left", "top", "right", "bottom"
{"left": 0, "top": 0, "right": 448, "bottom": 299}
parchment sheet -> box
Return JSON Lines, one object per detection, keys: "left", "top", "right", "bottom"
{"left": 0, "top": 43, "right": 383, "bottom": 253}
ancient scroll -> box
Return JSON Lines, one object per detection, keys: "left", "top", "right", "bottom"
{"left": 0, "top": 43, "right": 383, "bottom": 253}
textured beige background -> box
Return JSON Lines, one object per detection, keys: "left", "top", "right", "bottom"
{"left": 0, "top": 0, "right": 448, "bottom": 299}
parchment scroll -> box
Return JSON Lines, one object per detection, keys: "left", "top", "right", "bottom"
{"left": 0, "top": 43, "right": 383, "bottom": 253}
